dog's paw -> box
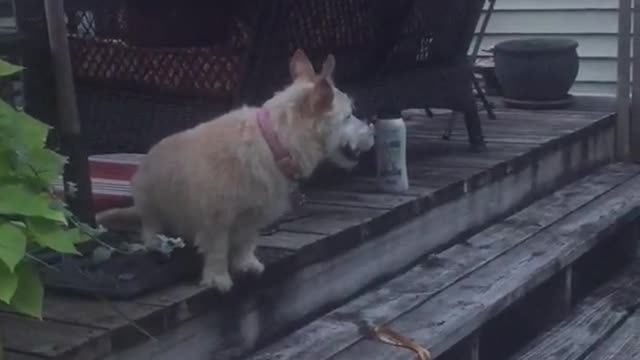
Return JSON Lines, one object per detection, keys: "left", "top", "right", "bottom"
{"left": 232, "top": 255, "right": 265, "bottom": 276}
{"left": 200, "top": 272, "right": 234, "bottom": 293}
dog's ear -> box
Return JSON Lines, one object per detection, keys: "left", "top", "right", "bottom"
{"left": 308, "top": 77, "right": 334, "bottom": 114}
{"left": 290, "top": 49, "right": 315, "bottom": 81}
{"left": 320, "top": 54, "right": 335, "bottom": 80}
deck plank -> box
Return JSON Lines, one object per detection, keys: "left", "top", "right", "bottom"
{"left": 0, "top": 313, "right": 109, "bottom": 359}
{"left": 258, "top": 231, "right": 325, "bottom": 251}
{"left": 330, "top": 171, "right": 640, "bottom": 360}
{"left": 41, "top": 297, "right": 161, "bottom": 331}
{"left": 510, "top": 263, "right": 640, "bottom": 360}
{"left": 584, "top": 311, "right": 640, "bottom": 360}
{"left": 278, "top": 203, "right": 387, "bottom": 236}
{"left": 325, "top": 177, "right": 432, "bottom": 197}
{"left": 305, "top": 190, "right": 415, "bottom": 210}
{"left": 247, "top": 163, "right": 640, "bottom": 360}
{"left": 4, "top": 352, "right": 44, "bottom": 360}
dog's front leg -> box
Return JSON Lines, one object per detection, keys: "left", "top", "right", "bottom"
{"left": 197, "top": 229, "right": 234, "bottom": 293}
{"left": 229, "top": 225, "right": 264, "bottom": 276}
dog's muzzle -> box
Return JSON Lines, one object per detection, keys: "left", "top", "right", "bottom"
{"left": 328, "top": 118, "right": 375, "bottom": 169}
{"left": 340, "top": 143, "right": 363, "bottom": 162}
{"left": 339, "top": 122, "right": 374, "bottom": 162}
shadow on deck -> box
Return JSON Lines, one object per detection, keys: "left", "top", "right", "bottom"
{"left": 1, "top": 97, "right": 619, "bottom": 360}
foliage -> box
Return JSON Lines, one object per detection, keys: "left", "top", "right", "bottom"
{"left": 0, "top": 59, "right": 97, "bottom": 319}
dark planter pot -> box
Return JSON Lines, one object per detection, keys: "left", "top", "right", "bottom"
{"left": 494, "top": 38, "right": 579, "bottom": 103}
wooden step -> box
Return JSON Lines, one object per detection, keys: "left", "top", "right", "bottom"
{"left": 0, "top": 109, "right": 618, "bottom": 360}
{"left": 510, "top": 261, "right": 640, "bottom": 360}
{"left": 246, "top": 162, "right": 640, "bottom": 360}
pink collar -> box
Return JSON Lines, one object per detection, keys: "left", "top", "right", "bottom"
{"left": 257, "top": 108, "right": 301, "bottom": 181}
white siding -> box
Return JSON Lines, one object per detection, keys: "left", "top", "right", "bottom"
{"left": 473, "top": 0, "right": 620, "bottom": 96}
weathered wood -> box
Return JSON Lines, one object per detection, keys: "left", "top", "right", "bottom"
{"left": 511, "top": 262, "right": 640, "bottom": 360}
{"left": 278, "top": 203, "right": 386, "bottom": 236}
{"left": 584, "top": 311, "right": 640, "bottom": 360}
{"left": 258, "top": 231, "right": 325, "bottom": 251}
{"left": 109, "top": 128, "right": 617, "bottom": 360}
{"left": 467, "top": 335, "right": 480, "bottom": 360}
{"left": 0, "top": 313, "right": 110, "bottom": 359}
{"left": 438, "top": 333, "right": 481, "bottom": 360}
{"left": 551, "top": 266, "right": 574, "bottom": 321}
{"left": 41, "top": 297, "right": 161, "bottom": 331}
{"left": 413, "top": 145, "right": 534, "bottom": 170}
{"left": 246, "top": 163, "right": 640, "bottom": 360}
{"left": 408, "top": 110, "right": 610, "bottom": 130}
{"left": 39, "top": 296, "right": 163, "bottom": 350}
{"left": 327, "top": 176, "right": 432, "bottom": 197}
{"left": 410, "top": 113, "right": 615, "bottom": 148}
{"left": 330, "top": 172, "right": 640, "bottom": 360}
{"left": 306, "top": 190, "right": 415, "bottom": 210}
{"left": 3, "top": 352, "right": 44, "bottom": 360}
{"left": 407, "top": 164, "right": 483, "bottom": 189}
{"left": 44, "top": 0, "right": 95, "bottom": 224}
{"left": 4, "top": 108, "right": 617, "bottom": 359}
{"left": 623, "top": 0, "right": 635, "bottom": 160}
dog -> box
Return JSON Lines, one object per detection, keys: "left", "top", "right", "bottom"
{"left": 96, "top": 49, "right": 375, "bottom": 293}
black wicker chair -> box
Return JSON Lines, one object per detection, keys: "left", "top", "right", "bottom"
{"left": 251, "top": 0, "right": 487, "bottom": 152}
{"left": 15, "top": 0, "right": 487, "bottom": 156}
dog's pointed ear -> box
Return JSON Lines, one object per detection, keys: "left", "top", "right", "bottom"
{"left": 320, "top": 54, "right": 335, "bottom": 80}
{"left": 309, "top": 77, "right": 334, "bottom": 113}
{"left": 290, "top": 49, "right": 315, "bottom": 81}
{"left": 302, "top": 77, "right": 334, "bottom": 116}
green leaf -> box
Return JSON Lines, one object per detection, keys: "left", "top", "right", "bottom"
{"left": 0, "top": 144, "right": 15, "bottom": 177}
{"left": 0, "top": 262, "right": 18, "bottom": 303}
{"left": 10, "top": 261, "right": 43, "bottom": 319}
{"left": 27, "top": 218, "right": 81, "bottom": 255}
{"left": 13, "top": 110, "right": 50, "bottom": 150}
{"left": 0, "top": 59, "right": 23, "bottom": 77}
{"left": 0, "top": 221, "right": 26, "bottom": 272}
{"left": 0, "top": 101, "right": 50, "bottom": 151}
{"left": 0, "top": 184, "right": 66, "bottom": 223}
{"left": 76, "top": 221, "right": 105, "bottom": 240}
{"left": 17, "top": 148, "right": 67, "bottom": 184}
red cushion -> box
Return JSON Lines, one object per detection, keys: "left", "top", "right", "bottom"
{"left": 53, "top": 154, "right": 143, "bottom": 212}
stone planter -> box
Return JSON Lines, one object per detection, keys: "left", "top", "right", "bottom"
{"left": 494, "top": 38, "right": 579, "bottom": 109}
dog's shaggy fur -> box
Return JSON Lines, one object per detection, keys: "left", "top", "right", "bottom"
{"left": 96, "top": 50, "right": 374, "bottom": 292}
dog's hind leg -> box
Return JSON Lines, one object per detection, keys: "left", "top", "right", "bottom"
{"left": 137, "top": 208, "right": 165, "bottom": 250}
{"left": 229, "top": 224, "right": 264, "bottom": 277}
{"left": 196, "top": 228, "right": 234, "bottom": 293}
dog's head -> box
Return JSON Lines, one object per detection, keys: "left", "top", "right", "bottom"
{"left": 287, "top": 50, "right": 375, "bottom": 170}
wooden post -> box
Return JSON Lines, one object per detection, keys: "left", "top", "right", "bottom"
{"left": 44, "top": 0, "right": 95, "bottom": 225}
{"left": 617, "top": 0, "right": 632, "bottom": 160}
{"left": 632, "top": 0, "right": 640, "bottom": 161}
{"left": 552, "top": 267, "right": 574, "bottom": 319}
{"left": 466, "top": 333, "right": 480, "bottom": 360}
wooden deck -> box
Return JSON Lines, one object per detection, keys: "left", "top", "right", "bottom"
{"left": 510, "top": 258, "right": 640, "bottom": 360}
{"left": 247, "top": 162, "right": 640, "bottom": 360}
{"left": 1, "top": 99, "right": 619, "bottom": 360}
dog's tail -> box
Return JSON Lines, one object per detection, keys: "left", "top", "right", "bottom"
{"left": 95, "top": 206, "right": 141, "bottom": 231}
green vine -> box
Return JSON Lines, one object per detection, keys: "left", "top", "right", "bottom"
{"left": 0, "top": 59, "right": 98, "bottom": 319}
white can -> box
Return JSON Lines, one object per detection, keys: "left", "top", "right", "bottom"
{"left": 375, "top": 117, "right": 409, "bottom": 193}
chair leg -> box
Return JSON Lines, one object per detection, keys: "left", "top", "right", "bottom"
{"left": 425, "top": 108, "right": 434, "bottom": 118}
{"left": 472, "top": 74, "right": 497, "bottom": 120}
{"left": 442, "top": 111, "right": 456, "bottom": 140}
{"left": 464, "top": 109, "right": 487, "bottom": 151}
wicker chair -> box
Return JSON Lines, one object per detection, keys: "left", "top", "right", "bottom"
{"left": 252, "top": 0, "right": 487, "bottom": 152}
{"left": 15, "top": 0, "right": 486, "bottom": 156}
